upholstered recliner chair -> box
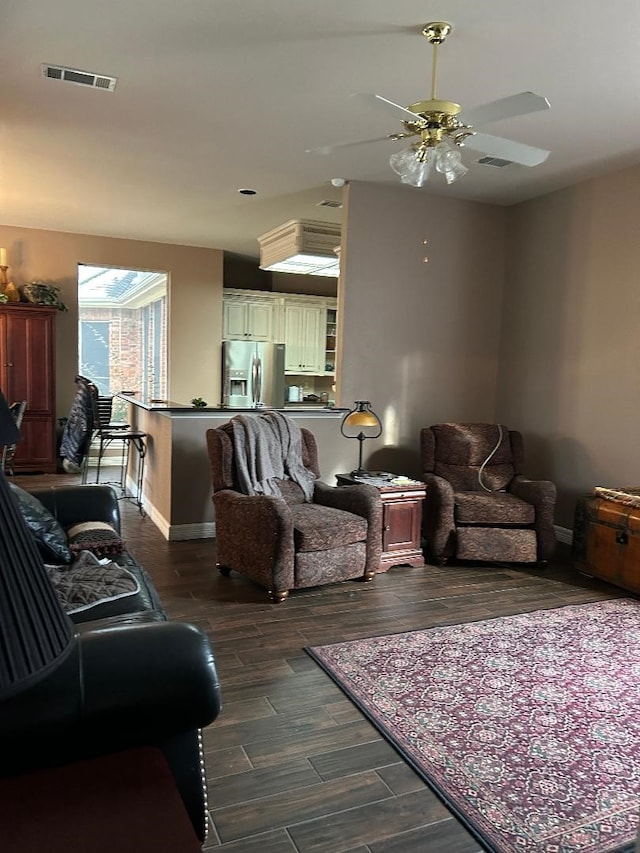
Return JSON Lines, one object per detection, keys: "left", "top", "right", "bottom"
{"left": 420, "top": 422, "right": 556, "bottom": 566}
{"left": 206, "top": 419, "right": 382, "bottom": 602}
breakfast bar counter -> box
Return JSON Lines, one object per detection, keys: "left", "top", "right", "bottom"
{"left": 117, "top": 395, "right": 353, "bottom": 540}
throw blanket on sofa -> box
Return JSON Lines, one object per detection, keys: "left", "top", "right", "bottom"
{"left": 45, "top": 550, "right": 140, "bottom": 615}
{"left": 230, "top": 411, "right": 316, "bottom": 501}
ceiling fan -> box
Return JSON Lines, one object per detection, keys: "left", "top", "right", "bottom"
{"left": 307, "top": 22, "right": 551, "bottom": 187}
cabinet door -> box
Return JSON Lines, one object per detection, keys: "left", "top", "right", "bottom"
{"left": 1, "top": 306, "right": 56, "bottom": 472}
{"left": 223, "top": 300, "right": 250, "bottom": 339}
{"left": 284, "top": 303, "right": 324, "bottom": 373}
{"left": 382, "top": 498, "right": 423, "bottom": 553}
{"left": 223, "top": 298, "right": 274, "bottom": 341}
{"left": 246, "top": 301, "right": 273, "bottom": 341}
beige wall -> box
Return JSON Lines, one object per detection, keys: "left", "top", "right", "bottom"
{"left": 497, "top": 163, "right": 640, "bottom": 526}
{"left": 6, "top": 164, "right": 636, "bottom": 534}
{"left": 0, "top": 226, "right": 224, "bottom": 417}
{"left": 339, "top": 181, "right": 507, "bottom": 479}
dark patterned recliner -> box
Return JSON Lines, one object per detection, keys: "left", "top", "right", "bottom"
{"left": 206, "top": 424, "right": 382, "bottom": 602}
{"left": 420, "top": 423, "right": 556, "bottom": 566}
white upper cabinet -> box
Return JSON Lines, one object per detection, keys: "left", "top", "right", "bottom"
{"left": 283, "top": 301, "right": 325, "bottom": 374}
{"left": 223, "top": 293, "right": 274, "bottom": 341}
{"left": 222, "top": 289, "right": 337, "bottom": 375}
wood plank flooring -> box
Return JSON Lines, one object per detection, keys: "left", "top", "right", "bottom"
{"left": 14, "top": 471, "right": 627, "bottom": 852}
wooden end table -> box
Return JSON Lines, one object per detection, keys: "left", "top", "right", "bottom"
{"left": 336, "top": 473, "right": 426, "bottom": 572}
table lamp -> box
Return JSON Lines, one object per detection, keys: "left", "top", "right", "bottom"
{"left": 0, "top": 389, "right": 74, "bottom": 698}
{"left": 340, "top": 400, "right": 382, "bottom": 476}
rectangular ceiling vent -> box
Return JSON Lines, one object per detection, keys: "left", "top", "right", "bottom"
{"left": 477, "top": 155, "right": 512, "bottom": 168}
{"left": 41, "top": 64, "right": 117, "bottom": 92}
{"left": 317, "top": 199, "right": 343, "bottom": 209}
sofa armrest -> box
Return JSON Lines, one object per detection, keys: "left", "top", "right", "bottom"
{"left": 0, "top": 621, "right": 221, "bottom": 776}
{"left": 27, "top": 484, "right": 121, "bottom": 534}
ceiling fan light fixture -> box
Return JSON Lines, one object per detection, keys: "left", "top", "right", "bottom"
{"left": 389, "top": 146, "right": 433, "bottom": 188}
{"left": 434, "top": 142, "right": 469, "bottom": 184}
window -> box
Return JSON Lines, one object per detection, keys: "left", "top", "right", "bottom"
{"left": 78, "top": 265, "right": 167, "bottom": 414}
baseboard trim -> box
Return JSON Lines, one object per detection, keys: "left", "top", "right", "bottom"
{"left": 555, "top": 525, "right": 573, "bottom": 546}
{"left": 131, "top": 499, "right": 216, "bottom": 543}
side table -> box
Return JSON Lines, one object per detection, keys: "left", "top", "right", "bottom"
{"left": 336, "top": 473, "right": 426, "bottom": 572}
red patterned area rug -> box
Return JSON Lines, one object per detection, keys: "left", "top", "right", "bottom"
{"left": 306, "top": 599, "right": 640, "bottom": 853}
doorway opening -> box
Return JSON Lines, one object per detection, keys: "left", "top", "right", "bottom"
{"left": 77, "top": 264, "right": 168, "bottom": 420}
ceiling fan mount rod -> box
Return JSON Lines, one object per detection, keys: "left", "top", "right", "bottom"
{"left": 422, "top": 21, "right": 452, "bottom": 100}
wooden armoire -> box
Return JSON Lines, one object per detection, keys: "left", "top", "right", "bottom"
{"left": 0, "top": 303, "right": 57, "bottom": 473}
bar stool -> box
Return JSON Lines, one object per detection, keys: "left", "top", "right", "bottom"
{"left": 82, "top": 386, "right": 147, "bottom": 514}
{"left": 1, "top": 401, "right": 27, "bottom": 476}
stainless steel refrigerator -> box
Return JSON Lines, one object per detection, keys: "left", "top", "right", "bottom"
{"left": 221, "top": 340, "right": 286, "bottom": 408}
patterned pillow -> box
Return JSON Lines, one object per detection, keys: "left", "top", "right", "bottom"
{"left": 8, "top": 482, "right": 73, "bottom": 564}
{"left": 66, "top": 521, "right": 125, "bottom": 558}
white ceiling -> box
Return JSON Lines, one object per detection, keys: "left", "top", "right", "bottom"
{"left": 2, "top": 0, "right": 640, "bottom": 259}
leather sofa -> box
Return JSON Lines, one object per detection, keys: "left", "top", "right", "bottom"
{"left": 28, "top": 483, "right": 164, "bottom": 620}
{"left": 0, "top": 484, "right": 221, "bottom": 843}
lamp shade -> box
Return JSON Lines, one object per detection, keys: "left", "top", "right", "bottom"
{"left": 0, "top": 390, "right": 74, "bottom": 699}
{"left": 340, "top": 401, "right": 383, "bottom": 475}
{"left": 343, "top": 409, "right": 380, "bottom": 429}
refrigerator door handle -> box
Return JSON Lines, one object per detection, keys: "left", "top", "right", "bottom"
{"left": 251, "top": 356, "right": 262, "bottom": 405}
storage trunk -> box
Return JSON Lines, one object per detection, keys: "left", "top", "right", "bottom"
{"left": 578, "top": 496, "right": 640, "bottom": 594}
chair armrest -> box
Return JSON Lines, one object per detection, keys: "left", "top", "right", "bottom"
{"left": 314, "top": 481, "right": 379, "bottom": 519}
{"left": 0, "top": 621, "right": 221, "bottom": 776}
{"left": 422, "top": 473, "right": 456, "bottom": 560}
{"left": 26, "top": 484, "right": 121, "bottom": 534}
{"left": 510, "top": 476, "right": 557, "bottom": 560}
{"left": 213, "top": 489, "right": 295, "bottom": 591}
{"left": 314, "top": 482, "right": 382, "bottom": 573}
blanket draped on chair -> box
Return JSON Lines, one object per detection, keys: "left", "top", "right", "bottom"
{"left": 230, "top": 411, "right": 316, "bottom": 501}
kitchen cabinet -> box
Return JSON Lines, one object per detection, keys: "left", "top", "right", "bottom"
{"left": 223, "top": 293, "right": 274, "bottom": 341}
{"left": 283, "top": 300, "right": 325, "bottom": 374}
{"left": 0, "top": 304, "right": 57, "bottom": 473}
{"left": 222, "top": 289, "right": 338, "bottom": 375}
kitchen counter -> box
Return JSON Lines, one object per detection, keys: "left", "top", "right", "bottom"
{"left": 116, "top": 393, "right": 344, "bottom": 415}
{"left": 116, "top": 395, "right": 354, "bottom": 541}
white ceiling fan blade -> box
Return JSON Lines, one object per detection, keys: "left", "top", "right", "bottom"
{"left": 351, "top": 93, "right": 424, "bottom": 124}
{"left": 464, "top": 132, "right": 550, "bottom": 167}
{"left": 459, "top": 92, "right": 550, "bottom": 129}
{"left": 306, "top": 132, "right": 413, "bottom": 156}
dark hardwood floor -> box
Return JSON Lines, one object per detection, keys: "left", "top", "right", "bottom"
{"left": 14, "top": 471, "right": 625, "bottom": 852}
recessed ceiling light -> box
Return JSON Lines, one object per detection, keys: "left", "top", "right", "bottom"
{"left": 238, "top": 188, "right": 257, "bottom": 195}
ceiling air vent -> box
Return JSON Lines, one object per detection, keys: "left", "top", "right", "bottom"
{"left": 317, "top": 199, "right": 343, "bottom": 209}
{"left": 41, "top": 64, "right": 117, "bottom": 92}
{"left": 477, "top": 155, "right": 512, "bottom": 168}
